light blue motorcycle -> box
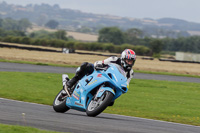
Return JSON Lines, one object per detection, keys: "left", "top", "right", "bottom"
{"left": 53, "top": 63, "right": 128, "bottom": 117}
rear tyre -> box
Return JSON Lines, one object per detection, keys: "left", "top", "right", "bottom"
{"left": 86, "top": 91, "right": 114, "bottom": 117}
{"left": 53, "top": 89, "right": 70, "bottom": 113}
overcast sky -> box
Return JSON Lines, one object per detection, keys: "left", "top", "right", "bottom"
{"left": 1, "top": 0, "right": 200, "bottom": 23}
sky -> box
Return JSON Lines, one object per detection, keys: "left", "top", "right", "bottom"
{"left": 1, "top": 0, "right": 200, "bottom": 23}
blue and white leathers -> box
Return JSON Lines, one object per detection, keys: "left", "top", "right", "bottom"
{"left": 63, "top": 63, "right": 128, "bottom": 112}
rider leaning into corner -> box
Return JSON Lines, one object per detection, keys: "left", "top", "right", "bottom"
{"left": 63, "top": 49, "right": 136, "bottom": 99}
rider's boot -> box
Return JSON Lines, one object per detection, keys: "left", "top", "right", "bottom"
{"left": 65, "top": 75, "right": 79, "bottom": 96}
{"left": 59, "top": 77, "right": 69, "bottom": 101}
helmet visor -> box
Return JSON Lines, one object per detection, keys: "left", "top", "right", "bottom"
{"left": 125, "top": 59, "right": 134, "bottom": 65}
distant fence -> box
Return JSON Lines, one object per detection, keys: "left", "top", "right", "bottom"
{"left": 176, "top": 52, "right": 200, "bottom": 62}
{"left": 158, "top": 52, "right": 200, "bottom": 64}
{"left": 0, "top": 43, "right": 62, "bottom": 53}
{"left": 0, "top": 43, "right": 116, "bottom": 57}
{"left": 159, "top": 58, "right": 200, "bottom": 64}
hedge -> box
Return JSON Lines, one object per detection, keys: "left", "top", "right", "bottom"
{"left": 0, "top": 36, "right": 151, "bottom": 55}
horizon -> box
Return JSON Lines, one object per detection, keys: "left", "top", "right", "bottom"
{"left": 0, "top": 0, "right": 199, "bottom": 24}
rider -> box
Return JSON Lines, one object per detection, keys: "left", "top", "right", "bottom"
{"left": 64, "top": 49, "right": 136, "bottom": 96}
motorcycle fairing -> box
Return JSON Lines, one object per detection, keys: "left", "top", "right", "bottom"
{"left": 65, "top": 64, "right": 128, "bottom": 112}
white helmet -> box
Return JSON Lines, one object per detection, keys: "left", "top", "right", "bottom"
{"left": 121, "top": 49, "right": 136, "bottom": 70}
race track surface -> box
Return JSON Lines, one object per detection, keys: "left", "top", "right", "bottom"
{"left": 0, "top": 62, "right": 200, "bottom": 83}
{"left": 1, "top": 98, "right": 200, "bottom": 133}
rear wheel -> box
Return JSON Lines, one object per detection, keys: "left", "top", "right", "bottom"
{"left": 86, "top": 91, "right": 114, "bottom": 117}
{"left": 53, "top": 89, "right": 70, "bottom": 113}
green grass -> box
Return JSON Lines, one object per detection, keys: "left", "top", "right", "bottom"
{"left": 105, "top": 79, "right": 200, "bottom": 125}
{"left": 0, "top": 123, "right": 64, "bottom": 133}
{"left": 0, "top": 71, "right": 200, "bottom": 126}
{"left": 0, "top": 71, "right": 74, "bottom": 104}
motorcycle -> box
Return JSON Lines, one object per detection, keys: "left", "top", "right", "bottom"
{"left": 53, "top": 63, "right": 128, "bottom": 117}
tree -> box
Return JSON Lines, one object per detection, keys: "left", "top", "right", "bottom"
{"left": 54, "top": 30, "right": 68, "bottom": 40}
{"left": 1, "top": 18, "right": 31, "bottom": 31}
{"left": 36, "top": 14, "right": 47, "bottom": 26}
{"left": 2, "top": 18, "right": 18, "bottom": 30}
{"left": 0, "top": 28, "right": 6, "bottom": 36}
{"left": 45, "top": 20, "right": 59, "bottom": 29}
{"left": 0, "top": 18, "right": 3, "bottom": 27}
{"left": 124, "top": 28, "right": 143, "bottom": 44}
{"left": 98, "top": 27, "right": 124, "bottom": 45}
{"left": 77, "top": 26, "right": 92, "bottom": 33}
{"left": 18, "top": 18, "right": 32, "bottom": 31}
{"left": 149, "top": 39, "right": 163, "bottom": 55}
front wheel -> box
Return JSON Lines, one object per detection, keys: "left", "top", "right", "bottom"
{"left": 53, "top": 89, "right": 70, "bottom": 113}
{"left": 86, "top": 91, "right": 114, "bottom": 117}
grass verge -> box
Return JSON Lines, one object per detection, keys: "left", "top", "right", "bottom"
{"left": 0, "top": 123, "right": 64, "bottom": 133}
{"left": 0, "top": 71, "right": 200, "bottom": 126}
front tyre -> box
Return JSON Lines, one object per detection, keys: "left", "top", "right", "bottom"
{"left": 86, "top": 91, "right": 114, "bottom": 117}
{"left": 53, "top": 89, "right": 70, "bottom": 113}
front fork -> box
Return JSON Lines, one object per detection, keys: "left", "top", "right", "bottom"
{"left": 62, "top": 74, "right": 71, "bottom": 97}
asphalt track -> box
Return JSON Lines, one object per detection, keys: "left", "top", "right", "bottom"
{"left": 0, "top": 62, "right": 200, "bottom": 133}
{"left": 0, "top": 62, "right": 200, "bottom": 83}
{"left": 1, "top": 98, "right": 200, "bottom": 133}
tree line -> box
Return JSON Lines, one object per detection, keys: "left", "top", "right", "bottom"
{"left": 98, "top": 27, "right": 200, "bottom": 54}
{"left": 0, "top": 17, "right": 200, "bottom": 56}
{"left": 0, "top": 18, "right": 31, "bottom": 32}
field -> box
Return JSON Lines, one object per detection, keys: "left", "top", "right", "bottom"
{"left": 0, "top": 47, "right": 200, "bottom": 76}
{"left": 27, "top": 25, "right": 98, "bottom": 42}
